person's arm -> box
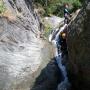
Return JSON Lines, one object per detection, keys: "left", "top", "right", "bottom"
{"left": 55, "top": 24, "right": 67, "bottom": 39}
{"left": 65, "top": 9, "right": 71, "bottom": 16}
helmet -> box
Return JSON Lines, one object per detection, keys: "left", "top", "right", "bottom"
{"left": 61, "top": 32, "right": 66, "bottom": 39}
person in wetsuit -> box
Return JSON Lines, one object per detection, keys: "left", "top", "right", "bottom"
{"left": 55, "top": 24, "right": 68, "bottom": 55}
{"left": 60, "top": 32, "right": 68, "bottom": 57}
{"left": 64, "top": 3, "right": 71, "bottom": 24}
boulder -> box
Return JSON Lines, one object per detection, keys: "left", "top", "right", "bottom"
{"left": 67, "top": 1, "right": 90, "bottom": 90}
{"left": 0, "top": 0, "right": 54, "bottom": 90}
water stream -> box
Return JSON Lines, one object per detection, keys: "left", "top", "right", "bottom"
{"left": 55, "top": 50, "right": 70, "bottom": 90}
{"left": 50, "top": 28, "right": 71, "bottom": 90}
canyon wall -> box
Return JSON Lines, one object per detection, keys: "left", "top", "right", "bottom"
{"left": 0, "top": 0, "right": 54, "bottom": 90}
{"left": 67, "top": 1, "right": 90, "bottom": 90}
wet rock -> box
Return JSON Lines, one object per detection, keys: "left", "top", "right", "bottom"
{"left": 67, "top": 1, "right": 90, "bottom": 90}
{"left": 31, "top": 58, "right": 62, "bottom": 90}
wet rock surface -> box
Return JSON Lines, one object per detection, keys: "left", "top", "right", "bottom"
{"left": 0, "top": 0, "right": 54, "bottom": 90}
{"left": 67, "top": 1, "right": 90, "bottom": 90}
{"left": 31, "top": 58, "right": 62, "bottom": 90}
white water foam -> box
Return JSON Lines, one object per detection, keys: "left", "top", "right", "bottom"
{"left": 50, "top": 28, "right": 71, "bottom": 90}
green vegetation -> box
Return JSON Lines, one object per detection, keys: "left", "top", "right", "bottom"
{"left": 34, "top": 0, "right": 82, "bottom": 17}
{"left": 34, "top": 0, "right": 83, "bottom": 38}
{"left": 44, "top": 23, "right": 52, "bottom": 38}
{"left": 0, "top": 1, "right": 6, "bottom": 14}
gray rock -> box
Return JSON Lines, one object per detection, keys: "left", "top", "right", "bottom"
{"left": 31, "top": 59, "right": 62, "bottom": 90}
{"left": 67, "top": 1, "right": 90, "bottom": 90}
{"left": 0, "top": 0, "right": 54, "bottom": 90}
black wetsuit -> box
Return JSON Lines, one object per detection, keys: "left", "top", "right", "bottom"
{"left": 60, "top": 37, "right": 68, "bottom": 57}
{"left": 64, "top": 8, "right": 71, "bottom": 24}
{"left": 60, "top": 38, "right": 67, "bottom": 51}
{"left": 57, "top": 35, "right": 67, "bottom": 55}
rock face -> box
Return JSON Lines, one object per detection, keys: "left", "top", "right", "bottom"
{"left": 44, "top": 16, "right": 64, "bottom": 29}
{"left": 67, "top": 1, "right": 90, "bottom": 90}
{"left": 0, "top": 0, "right": 54, "bottom": 90}
{"left": 31, "top": 59, "right": 62, "bottom": 90}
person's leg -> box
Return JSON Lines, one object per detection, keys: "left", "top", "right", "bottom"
{"left": 64, "top": 18, "right": 67, "bottom": 24}
{"left": 61, "top": 39, "right": 68, "bottom": 58}
{"left": 64, "top": 15, "right": 70, "bottom": 24}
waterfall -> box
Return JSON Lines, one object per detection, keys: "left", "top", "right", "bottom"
{"left": 50, "top": 25, "right": 71, "bottom": 90}
{"left": 55, "top": 50, "right": 70, "bottom": 90}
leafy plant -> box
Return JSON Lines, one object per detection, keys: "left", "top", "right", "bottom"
{"left": 44, "top": 24, "right": 52, "bottom": 38}
{"left": 0, "top": 1, "right": 6, "bottom": 14}
{"left": 34, "top": 0, "right": 82, "bottom": 17}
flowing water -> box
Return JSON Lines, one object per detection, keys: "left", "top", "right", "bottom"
{"left": 50, "top": 28, "right": 71, "bottom": 90}
{"left": 55, "top": 51, "right": 70, "bottom": 90}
